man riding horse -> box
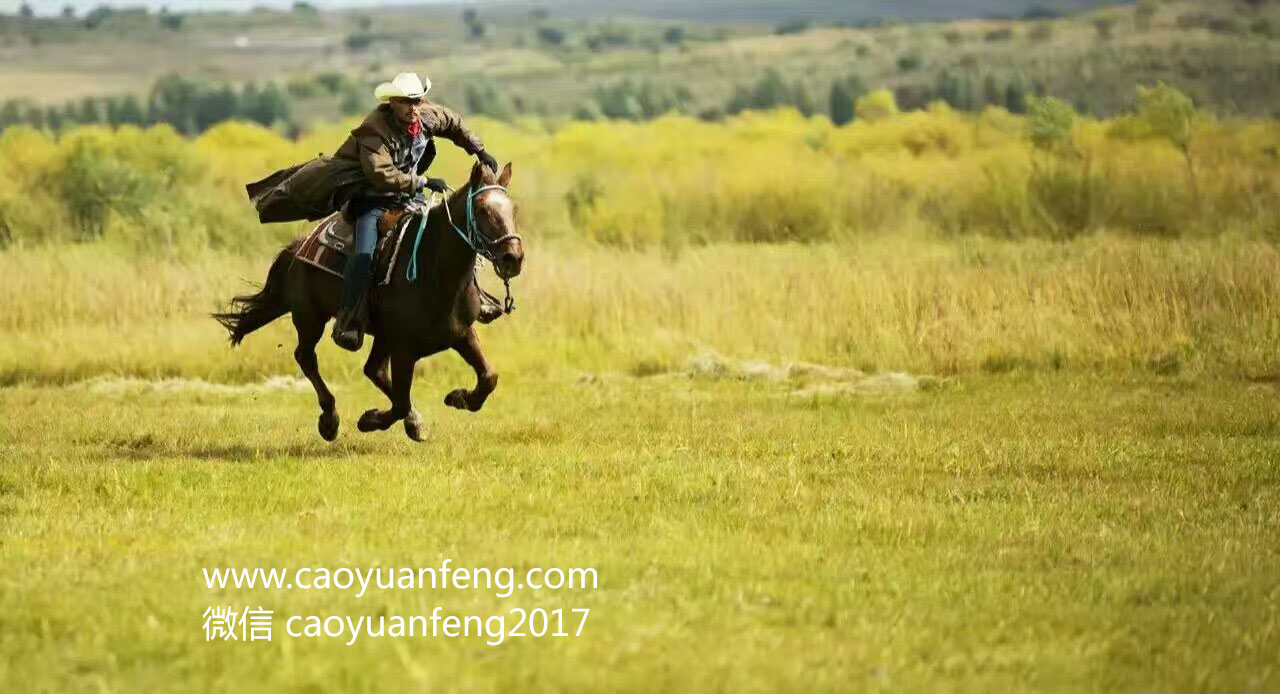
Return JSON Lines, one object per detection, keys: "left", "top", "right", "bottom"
{"left": 245, "top": 71, "right": 502, "bottom": 350}
{"left": 222, "top": 72, "right": 523, "bottom": 442}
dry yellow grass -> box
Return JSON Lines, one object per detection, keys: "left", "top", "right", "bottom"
{"left": 1, "top": 234, "right": 1277, "bottom": 386}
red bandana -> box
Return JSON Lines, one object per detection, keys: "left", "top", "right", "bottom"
{"left": 406, "top": 120, "right": 422, "bottom": 138}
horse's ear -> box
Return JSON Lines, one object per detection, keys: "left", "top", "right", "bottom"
{"left": 469, "top": 161, "right": 486, "bottom": 188}
{"left": 498, "top": 162, "right": 512, "bottom": 188}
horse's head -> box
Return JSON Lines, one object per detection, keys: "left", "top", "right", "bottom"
{"left": 466, "top": 161, "right": 523, "bottom": 279}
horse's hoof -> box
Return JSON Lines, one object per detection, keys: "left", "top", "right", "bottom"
{"left": 357, "top": 409, "right": 382, "bottom": 433}
{"left": 318, "top": 411, "right": 340, "bottom": 442}
{"left": 444, "top": 389, "right": 470, "bottom": 410}
{"left": 403, "top": 411, "right": 427, "bottom": 442}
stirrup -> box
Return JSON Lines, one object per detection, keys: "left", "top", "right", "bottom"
{"left": 331, "top": 307, "right": 365, "bottom": 351}
{"left": 331, "top": 323, "right": 364, "bottom": 352}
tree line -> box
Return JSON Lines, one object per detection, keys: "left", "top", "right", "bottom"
{"left": 0, "top": 75, "right": 296, "bottom": 135}
{"left": 1, "top": 68, "right": 1046, "bottom": 137}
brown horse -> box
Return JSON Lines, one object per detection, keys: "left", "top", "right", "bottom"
{"left": 213, "top": 162, "right": 523, "bottom": 442}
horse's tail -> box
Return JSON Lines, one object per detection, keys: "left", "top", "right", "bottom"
{"left": 212, "top": 242, "right": 296, "bottom": 346}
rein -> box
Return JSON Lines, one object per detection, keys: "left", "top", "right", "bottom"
{"left": 445, "top": 184, "right": 521, "bottom": 261}
{"left": 404, "top": 183, "right": 520, "bottom": 315}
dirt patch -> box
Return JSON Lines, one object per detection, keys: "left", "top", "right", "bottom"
{"left": 684, "top": 351, "right": 935, "bottom": 395}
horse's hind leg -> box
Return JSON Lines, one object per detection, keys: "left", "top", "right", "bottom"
{"left": 294, "top": 313, "right": 340, "bottom": 441}
{"left": 363, "top": 339, "right": 426, "bottom": 442}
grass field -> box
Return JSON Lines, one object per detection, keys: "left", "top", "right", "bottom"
{"left": 2, "top": 371, "right": 1278, "bottom": 691}
{"left": 3, "top": 235, "right": 1280, "bottom": 383}
{"left": 2, "top": 61, "right": 1279, "bottom": 688}
{"left": 1, "top": 235, "right": 1279, "bottom": 691}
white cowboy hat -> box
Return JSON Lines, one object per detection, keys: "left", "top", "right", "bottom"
{"left": 374, "top": 72, "right": 431, "bottom": 102}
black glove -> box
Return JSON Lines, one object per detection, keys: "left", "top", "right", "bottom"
{"left": 476, "top": 150, "right": 499, "bottom": 174}
{"left": 418, "top": 176, "right": 449, "bottom": 194}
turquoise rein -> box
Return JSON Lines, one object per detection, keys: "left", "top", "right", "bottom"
{"left": 405, "top": 184, "right": 511, "bottom": 283}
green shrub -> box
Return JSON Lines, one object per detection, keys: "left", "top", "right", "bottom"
{"left": 345, "top": 31, "right": 373, "bottom": 51}
{"left": 1252, "top": 18, "right": 1278, "bottom": 39}
{"left": 1093, "top": 17, "right": 1116, "bottom": 40}
{"left": 58, "top": 140, "right": 158, "bottom": 240}
{"left": 897, "top": 51, "right": 923, "bottom": 72}
{"left": 855, "top": 89, "right": 899, "bottom": 122}
{"left": 985, "top": 27, "right": 1014, "bottom": 42}
{"left": 1027, "top": 96, "right": 1076, "bottom": 153}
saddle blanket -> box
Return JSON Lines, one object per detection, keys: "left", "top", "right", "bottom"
{"left": 294, "top": 208, "right": 417, "bottom": 286}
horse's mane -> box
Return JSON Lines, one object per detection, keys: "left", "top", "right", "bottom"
{"left": 445, "top": 164, "right": 501, "bottom": 205}
{"left": 413, "top": 166, "right": 498, "bottom": 244}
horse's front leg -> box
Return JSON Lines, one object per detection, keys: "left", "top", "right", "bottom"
{"left": 363, "top": 340, "right": 426, "bottom": 441}
{"left": 358, "top": 350, "right": 418, "bottom": 434}
{"left": 445, "top": 327, "right": 497, "bottom": 413}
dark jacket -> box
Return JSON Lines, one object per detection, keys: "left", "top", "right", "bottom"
{"left": 246, "top": 103, "right": 484, "bottom": 223}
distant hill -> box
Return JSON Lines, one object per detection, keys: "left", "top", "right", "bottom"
{"left": 12, "top": 0, "right": 1124, "bottom": 22}
{"left": 2, "top": 0, "right": 1276, "bottom": 136}
{"left": 521, "top": 0, "right": 1129, "bottom": 23}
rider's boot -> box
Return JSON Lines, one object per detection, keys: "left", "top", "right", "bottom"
{"left": 333, "top": 253, "right": 372, "bottom": 351}
{"left": 333, "top": 206, "right": 381, "bottom": 351}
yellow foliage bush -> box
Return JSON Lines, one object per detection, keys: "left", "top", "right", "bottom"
{"left": 855, "top": 89, "right": 900, "bottom": 123}
{"left": 0, "top": 105, "right": 1276, "bottom": 251}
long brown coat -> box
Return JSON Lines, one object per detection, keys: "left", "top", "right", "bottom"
{"left": 246, "top": 103, "right": 485, "bottom": 223}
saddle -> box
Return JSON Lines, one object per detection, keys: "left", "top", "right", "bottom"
{"left": 293, "top": 197, "right": 509, "bottom": 322}
{"left": 294, "top": 204, "right": 421, "bottom": 286}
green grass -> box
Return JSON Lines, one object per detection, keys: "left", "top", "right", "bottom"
{"left": 1, "top": 372, "right": 1278, "bottom": 692}
{"left": 2, "top": 222, "right": 1278, "bottom": 690}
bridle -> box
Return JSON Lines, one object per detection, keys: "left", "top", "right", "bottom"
{"left": 442, "top": 184, "right": 522, "bottom": 262}
{"left": 404, "top": 183, "right": 521, "bottom": 314}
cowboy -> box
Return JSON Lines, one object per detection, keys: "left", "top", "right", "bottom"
{"left": 245, "top": 71, "right": 500, "bottom": 350}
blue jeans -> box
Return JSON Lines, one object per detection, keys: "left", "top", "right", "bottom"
{"left": 340, "top": 205, "right": 384, "bottom": 309}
